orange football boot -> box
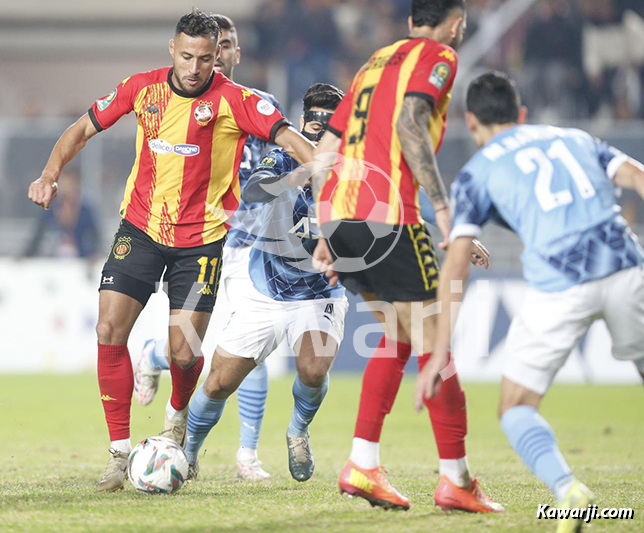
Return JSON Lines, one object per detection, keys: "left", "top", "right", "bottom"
{"left": 339, "top": 460, "right": 410, "bottom": 510}
{"left": 433, "top": 475, "right": 504, "bottom": 513}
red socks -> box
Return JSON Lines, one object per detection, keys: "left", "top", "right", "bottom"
{"left": 170, "top": 356, "right": 204, "bottom": 411}
{"left": 97, "top": 343, "right": 133, "bottom": 441}
{"left": 418, "top": 352, "right": 467, "bottom": 459}
{"left": 354, "top": 336, "right": 412, "bottom": 441}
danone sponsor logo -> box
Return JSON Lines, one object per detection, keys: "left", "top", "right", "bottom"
{"left": 148, "top": 139, "right": 173, "bottom": 154}
{"left": 173, "top": 144, "right": 200, "bottom": 157}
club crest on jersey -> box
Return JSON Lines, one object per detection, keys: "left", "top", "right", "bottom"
{"left": 112, "top": 236, "right": 132, "bottom": 260}
{"left": 96, "top": 88, "right": 117, "bottom": 111}
{"left": 194, "top": 102, "right": 214, "bottom": 125}
{"left": 429, "top": 63, "right": 451, "bottom": 90}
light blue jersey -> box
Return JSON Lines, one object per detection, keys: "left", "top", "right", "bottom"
{"left": 226, "top": 89, "right": 283, "bottom": 248}
{"left": 451, "top": 124, "right": 643, "bottom": 292}
{"left": 247, "top": 148, "right": 346, "bottom": 302}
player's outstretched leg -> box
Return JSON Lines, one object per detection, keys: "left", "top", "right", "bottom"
{"left": 236, "top": 363, "right": 270, "bottom": 480}
{"left": 287, "top": 331, "right": 336, "bottom": 482}
{"left": 161, "top": 311, "right": 209, "bottom": 446}
{"left": 419, "top": 353, "right": 504, "bottom": 513}
{"left": 184, "top": 347, "right": 256, "bottom": 479}
{"left": 339, "top": 335, "right": 411, "bottom": 510}
{"left": 499, "top": 378, "right": 593, "bottom": 532}
{"left": 95, "top": 291, "right": 143, "bottom": 492}
{"left": 134, "top": 338, "right": 170, "bottom": 406}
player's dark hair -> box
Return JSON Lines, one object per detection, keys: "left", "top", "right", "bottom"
{"left": 212, "top": 14, "right": 236, "bottom": 33}
{"left": 411, "top": 0, "right": 465, "bottom": 28}
{"left": 175, "top": 8, "right": 220, "bottom": 40}
{"left": 466, "top": 71, "right": 521, "bottom": 125}
{"left": 303, "top": 83, "right": 344, "bottom": 111}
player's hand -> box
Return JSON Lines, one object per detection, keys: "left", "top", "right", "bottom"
{"left": 288, "top": 166, "right": 312, "bottom": 188}
{"left": 470, "top": 239, "right": 490, "bottom": 269}
{"left": 414, "top": 349, "right": 450, "bottom": 411}
{"left": 28, "top": 173, "right": 59, "bottom": 210}
{"left": 434, "top": 206, "right": 451, "bottom": 251}
{"left": 312, "top": 239, "right": 339, "bottom": 286}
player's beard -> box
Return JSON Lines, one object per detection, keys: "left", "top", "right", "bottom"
{"left": 179, "top": 76, "right": 207, "bottom": 95}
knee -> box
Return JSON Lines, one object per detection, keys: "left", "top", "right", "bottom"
{"left": 168, "top": 337, "right": 202, "bottom": 369}
{"left": 298, "top": 365, "right": 328, "bottom": 388}
{"left": 96, "top": 320, "right": 125, "bottom": 345}
{"left": 169, "top": 346, "right": 200, "bottom": 369}
{"left": 203, "top": 371, "right": 235, "bottom": 400}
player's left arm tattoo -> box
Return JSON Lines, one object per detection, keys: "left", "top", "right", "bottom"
{"left": 396, "top": 96, "right": 449, "bottom": 209}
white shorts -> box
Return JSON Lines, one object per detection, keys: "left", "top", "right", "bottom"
{"left": 220, "top": 246, "right": 255, "bottom": 304}
{"left": 209, "top": 246, "right": 256, "bottom": 340}
{"left": 217, "top": 284, "right": 349, "bottom": 364}
{"left": 504, "top": 266, "right": 644, "bottom": 395}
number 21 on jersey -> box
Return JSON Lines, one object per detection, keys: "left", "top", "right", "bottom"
{"left": 515, "top": 139, "right": 596, "bottom": 212}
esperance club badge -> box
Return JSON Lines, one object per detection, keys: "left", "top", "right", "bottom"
{"left": 112, "top": 236, "right": 132, "bottom": 260}
{"left": 194, "top": 102, "right": 214, "bottom": 126}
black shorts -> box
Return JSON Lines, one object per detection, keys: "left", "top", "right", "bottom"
{"left": 323, "top": 220, "right": 439, "bottom": 302}
{"left": 100, "top": 219, "right": 224, "bottom": 312}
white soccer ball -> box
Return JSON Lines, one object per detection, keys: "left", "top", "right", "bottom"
{"left": 127, "top": 436, "right": 189, "bottom": 494}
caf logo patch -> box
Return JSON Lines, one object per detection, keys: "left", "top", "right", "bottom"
{"left": 96, "top": 88, "right": 117, "bottom": 112}
{"left": 429, "top": 62, "right": 451, "bottom": 91}
{"left": 194, "top": 102, "right": 214, "bottom": 125}
{"left": 112, "top": 236, "right": 132, "bottom": 260}
{"left": 257, "top": 156, "right": 276, "bottom": 169}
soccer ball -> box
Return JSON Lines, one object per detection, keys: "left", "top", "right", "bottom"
{"left": 127, "top": 436, "right": 189, "bottom": 494}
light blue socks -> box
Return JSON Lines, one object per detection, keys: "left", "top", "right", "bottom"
{"left": 501, "top": 405, "right": 574, "bottom": 501}
{"left": 185, "top": 385, "right": 226, "bottom": 464}
{"left": 238, "top": 363, "right": 269, "bottom": 449}
{"left": 287, "top": 374, "right": 329, "bottom": 438}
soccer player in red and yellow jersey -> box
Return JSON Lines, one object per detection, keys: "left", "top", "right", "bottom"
{"left": 28, "top": 9, "right": 314, "bottom": 492}
{"left": 311, "top": 0, "right": 501, "bottom": 512}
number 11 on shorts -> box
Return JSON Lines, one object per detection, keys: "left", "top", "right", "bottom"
{"left": 197, "top": 256, "right": 219, "bottom": 285}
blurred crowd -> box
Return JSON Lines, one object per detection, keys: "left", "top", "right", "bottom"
{"left": 250, "top": 0, "right": 644, "bottom": 120}
{"left": 2, "top": 0, "right": 644, "bottom": 258}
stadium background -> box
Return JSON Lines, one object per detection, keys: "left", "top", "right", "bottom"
{"left": 0, "top": 0, "right": 642, "bottom": 385}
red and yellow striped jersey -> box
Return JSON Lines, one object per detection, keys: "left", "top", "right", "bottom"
{"left": 89, "top": 67, "right": 289, "bottom": 247}
{"left": 319, "top": 37, "right": 457, "bottom": 226}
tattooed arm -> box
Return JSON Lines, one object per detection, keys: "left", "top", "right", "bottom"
{"left": 396, "top": 95, "right": 451, "bottom": 247}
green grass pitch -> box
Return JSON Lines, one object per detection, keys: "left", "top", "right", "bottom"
{"left": 0, "top": 375, "right": 642, "bottom": 533}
